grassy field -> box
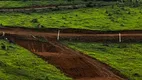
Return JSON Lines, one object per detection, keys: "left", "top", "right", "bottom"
{"left": 0, "top": 40, "right": 71, "bottom": 80}
{"left": 0, "top": 0, "right": 117, "bottom": 8}
{"left": 62, "top": 41, "right": 142, "bottom": 80}
{"left": 0, "top": 1, "right": 85, "bottom": 8}
{"left": 0, "top": 5, "right": 142, "bottom": 31}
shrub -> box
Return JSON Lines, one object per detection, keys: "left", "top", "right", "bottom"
{"left": 31, "top": 18, "right": 38, "bottom": 23}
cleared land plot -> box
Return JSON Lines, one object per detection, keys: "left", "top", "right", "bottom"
{"left": 2, "top": 34, "right": 125, "bottom": 80}
{"left": 63, "top": 41, "right": 142, "bottom": 80}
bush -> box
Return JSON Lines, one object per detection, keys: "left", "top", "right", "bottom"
{"left": 31, "top": 18, "right": 38, "bottom": 23}
{"left": 86, "top": 2, "right": 94, "bottom": 7}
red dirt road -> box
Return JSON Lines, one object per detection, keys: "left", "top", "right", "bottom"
{"left": 1, "top": 27, "right": 141, "bottom": 80}
{"left": 3, "top": 35, "right": 125, "bottom": 80}
{"left": 0, "top": 27, "right": 142, "bottom": 42}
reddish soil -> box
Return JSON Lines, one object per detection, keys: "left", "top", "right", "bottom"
{"left": 1, "top": 27, "right": 141, "bottom": 80}
{"left": 3, "top": 34, "right": 125, "bottom": 80}
{"left": 0, "top": 27, "right": 142, "bottom": 42}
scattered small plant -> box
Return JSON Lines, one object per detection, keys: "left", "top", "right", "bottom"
{"left": 31, "top": 18, "right": 38, "bottom": 23}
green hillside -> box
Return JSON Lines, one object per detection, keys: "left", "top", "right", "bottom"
{"left": 0, "top": 1, "right": 142, "bottom": 80}
{"left": 0, "top": 40, "right": 71, "bottom": 80}
{"left": 0, "top": 5, "right": 142, "bottom": 30}
{"left": 0, "top": 0, "right": 84, "bottom": 8}
{"left": 0, "top": 0, "right": 141, "bottom": 8}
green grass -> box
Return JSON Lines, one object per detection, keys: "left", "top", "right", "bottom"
{"left": 0, "top": 1, "right": 86, "bottom": 8}
{"left": 62, "top": 41, "right": 142, "bottom": 80}
{"left": 0, "top": 6, "right": 142, "bottom": 30}
{"left": 0, "top": 40, "right": 71, "bottom": 80}
{"left": 0, "top": 0, "right": 117, "bottom": 8}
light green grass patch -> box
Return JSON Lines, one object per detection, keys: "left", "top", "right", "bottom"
{"left": 0, "top": 6, "right": 142, "bottom": 30}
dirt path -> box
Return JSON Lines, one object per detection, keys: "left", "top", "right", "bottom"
{"left": 0, "top": 27, "right": 141, "bottom": 79}
{"left": 3, "top": 34, "right": 125, "bottom": 80}
{"left": 0, "top": 27, "right": 142, "bottom": 42}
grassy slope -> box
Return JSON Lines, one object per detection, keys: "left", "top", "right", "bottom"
{"left": 0, "top": 6, "right": 142, "bottom": 30}
{"left": 62, "top": 41, "right": 142, "bottom": 80}
{"left": 0, "top": 40, "right": 71, "bottom": 80}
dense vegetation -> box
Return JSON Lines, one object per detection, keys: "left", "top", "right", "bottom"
{"left": 0, "top": 5, "right": 142, "bottom": 30}
{"left": 63, "top": 41, "right": 142, "bottom": 80}
{"left": 0, "top": 40, "right": 71, "bottom": 80}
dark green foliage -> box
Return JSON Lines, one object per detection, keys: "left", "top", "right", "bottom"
{"left": 31, "top": 18, "right": 38, "bottom": 23}
{"left": 1, "top": 43, "right": 6, "bottom": 50}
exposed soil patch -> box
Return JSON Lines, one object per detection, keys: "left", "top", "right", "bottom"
{"left": 2, "top": 34, "right": 127, "bottom": 80}
{"left": 0, "top": 27, "right": 141, "bottom": 79}
{"left": 0, "top": 27, "right": 142, "bottom": 43}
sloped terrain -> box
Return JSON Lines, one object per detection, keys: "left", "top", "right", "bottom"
{"left": 2, "top": 27, "right": 142, "bottom": 79}
{"left": 0, "top": 40, "right": 71, "bottom": 80}
{"left": 3, "top": 34, "right": 124, "bottom": 80}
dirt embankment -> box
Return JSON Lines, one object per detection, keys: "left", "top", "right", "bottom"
{"left": 1, "top": 34, "right": 127, "bottom": 80}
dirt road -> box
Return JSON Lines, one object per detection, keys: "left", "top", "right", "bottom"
{"left": 0, "top": 27, "right": 141, "bottom": 80}
{"left": 0, "top": 27, "right": 142, "bottom": 42}
{"left": 3, "top": 34, "right": 125, "bottom": 80}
